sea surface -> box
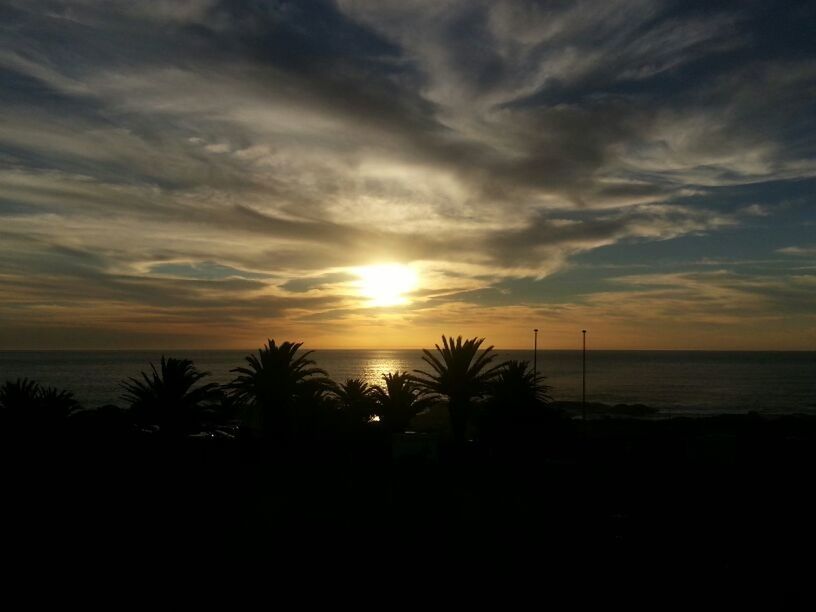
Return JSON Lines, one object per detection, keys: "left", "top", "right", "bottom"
{"left": 1, "top": 350, "right": 814, "bottom": 416}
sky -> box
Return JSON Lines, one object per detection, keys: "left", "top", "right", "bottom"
{"left": 0, "top": 0, "right": 814, "bottom": 350}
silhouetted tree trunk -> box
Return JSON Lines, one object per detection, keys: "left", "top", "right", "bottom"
{"left": 449, "top": 397, "right": 468, "bottom": 444}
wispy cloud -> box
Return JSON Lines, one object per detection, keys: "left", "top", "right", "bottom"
{"left": 0, "top": 0, "right": 814, "bottom": 348}
{"left": 778, "top": 246, "right": 816, "bottom": 257}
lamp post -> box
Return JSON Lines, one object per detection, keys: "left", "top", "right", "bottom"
{"left": 582, "top": 329, "right": 587, "bottom": 422}
{"left": 533, "top": 328, "right": 539, "bottom": 385}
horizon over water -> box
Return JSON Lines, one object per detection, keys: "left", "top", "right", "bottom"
{"left": 1, "top": 349, "right": 814, "bottom": 416}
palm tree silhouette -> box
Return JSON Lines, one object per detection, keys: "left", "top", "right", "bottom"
{"left": 1, "top": 378, "right": 42, "bottom": 414}
{"left": 489, "top": 360, "right": 552, "bottom": 407}
{"left": 1, "top": 378, "right": 80, "bottom": 433}
{"left": 413, "top": 335, "right": 504, "bottom": 444}
{"left": 38, "top": 385, "right": 81, "bottom": 430}
{"left": 228, "top": 339, "right": 331, "bottom": 441}
{"left": 333, "top": 378, "right": 377, "bottom": 427}
{"left": 373, "top": 371, "right": 432, "bottom": 434}
{"left": 481, "top": 360, "right": 560, "bottom": 457}
{"left": 120, "top": 356, "right": 220, "bottom": 436}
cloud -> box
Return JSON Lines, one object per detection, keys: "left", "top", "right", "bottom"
{"left": 778, "top": 246, "right": 816, "bottom": 257}
{"left": 0, "top": 0, "right": 814, "bottom": 347}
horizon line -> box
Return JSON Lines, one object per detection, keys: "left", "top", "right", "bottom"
{"left": 1, "top": 347, "right": 814, "bottom": 353}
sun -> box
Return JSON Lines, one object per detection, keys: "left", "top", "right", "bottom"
{"left": 355, "top": 264, "right": 418, "bottom": 307}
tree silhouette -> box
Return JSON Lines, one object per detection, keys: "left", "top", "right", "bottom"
{"left": 1, "top": 378, "right": 80, "bottom": 434}
{"left": 488, "top": 360, "right": 552, "bottom": 407}
{"left": 373, "top": 371, "right": 432, "bottom": 434}
{"left": 39, "top": 386, "right": 81, "bottom": 413}
{"left": 38, "top": 385, "right": 81, "bottom": 431}
{"left": 413, "top": 335, "right": 504, "bottom": 443}
{"left": 481, "top": 360, "right": 563, "bottom": 457}
{"left": 228, "top": 339, "right": 331, "bottom": 441}
{"left": 1, "top": 378, "right": 41, "bottom": 414}
{"left": 333, "top": 378, "right": 377, "bottom": 427}
{"left": 120, "top": 356, "right": 220, "bottom": 436}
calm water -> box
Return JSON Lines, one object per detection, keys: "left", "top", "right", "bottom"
{"left": 1, "top": 350, "right": 814, "bottom": 415}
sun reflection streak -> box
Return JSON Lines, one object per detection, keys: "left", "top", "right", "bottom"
{"left": 360, "top": 357, "right": 405, "bottom": 387}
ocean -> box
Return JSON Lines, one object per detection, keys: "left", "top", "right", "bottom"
{"left": 1, "top": 349, "right": 814, "bottom": 416}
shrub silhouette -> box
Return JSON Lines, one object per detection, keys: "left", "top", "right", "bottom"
{"left": 413, "top": 335, "right": 504, "bottom": 443}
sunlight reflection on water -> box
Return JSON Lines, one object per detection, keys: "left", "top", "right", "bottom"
{"left": 334, "top": 355, "right": 412, "bottom": 387}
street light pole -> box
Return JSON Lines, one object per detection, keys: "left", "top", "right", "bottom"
{"left": 533, "top": 328, "right": 539, "bottom": 385}
{"left": 582, "top": 329, "right": 587, "bottom": 422}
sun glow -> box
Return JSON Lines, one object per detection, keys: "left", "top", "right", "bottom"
{"left": 355, "top": 264, "right": 418, "bottom": 307}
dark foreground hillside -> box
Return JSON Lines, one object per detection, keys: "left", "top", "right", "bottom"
{"left": 6, "top": 413, "right": 816, "bottom": 606}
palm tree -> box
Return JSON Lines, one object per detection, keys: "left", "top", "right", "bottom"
{"left": 413, "top": 335, "right": 504, "bottom": 443}
{"left": 333, "top": 378, "right": 377, "bottom": 427}
{"left": 481, "top": 360, "right": 560, "bottom": 456}
{"left": 38, "top": 385, "right": 81, "bottom": 427}
{"left": 292, "top": 377, "right": 339, "bottom": 438}
{"left": 1, "top": 378, "right": 80, "bottom": 433}
{"left": 0, "top": 378, "right": 41, "bottom": 415}
{"left": 372, "top": 371, "right": 432, "bottom": 434}
{"left": 228, "top": 339, "right": 331, "bottom": 441}
{"left": 488, "top": 360, "right": 552, "bottom": 407}
{"left": 120, "top": 356, "right": 220, "bottom": 436}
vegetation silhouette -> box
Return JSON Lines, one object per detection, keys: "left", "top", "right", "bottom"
{"left": 120, "top": 356, "right": 221, "bottom": 437}
{"left": 3, "top": 336, "right": 816, "bottom": 600}
{"left": 0, "top": 377, "right": 40, "bottom": 403}
{"left": 490, "top": 360, "right": 552, "bottom": 406}
{"left": 1, "top": 377, "right": 80, "bottom": 434}
{"left": 332, "top": 377, "right": 377, "bottom": 428}
{"left": 227, "top": 339, "right": 332, "bottom": 443}
{"left": 413, "top": 335, "right": 503, "bottom": 444}
{"left": 372, "top": 371, "right": 433, "bottom": 434}
{"left": 477, "top": 360, "right": 570, "bottom": 459}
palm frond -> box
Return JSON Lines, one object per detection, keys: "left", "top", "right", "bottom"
{"left": 119, "top": 356, "right": 219, "bottom": 434}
